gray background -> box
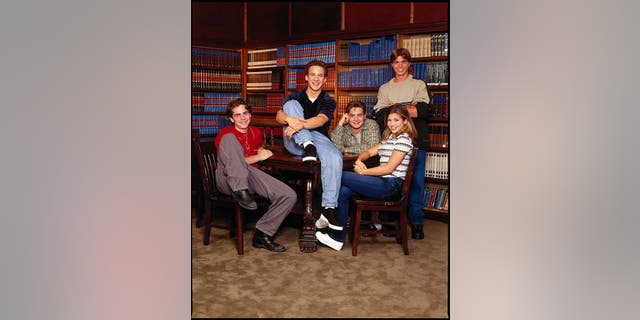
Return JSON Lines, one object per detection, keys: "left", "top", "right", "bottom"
{"left": 1, "top": 1, "right": 638, "bottom": 319}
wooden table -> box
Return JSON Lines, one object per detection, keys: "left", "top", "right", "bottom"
{"left": 259, "top": 146, "right": 356, "bottom": 253}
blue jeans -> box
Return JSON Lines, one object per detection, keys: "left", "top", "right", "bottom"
{"left": 282, "top": 100, "right": 343, "bottom": 208}
{"left": 408, "top": 149, "right": 426, "bottom": 224}
{"left": 336, "top": 171, "right": 403, "bottom": 241}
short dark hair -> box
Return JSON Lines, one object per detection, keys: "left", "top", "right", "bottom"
{"left": 390, "top": 47, "right": 412, "bottom": 63}
{"left": 226, "top": 98, "right": 251, "bottom": 118}
{"left": 345, "top": 100, "right": 366, "bottom": 114}
{"left": 305, "top": 59, "right": 328, "bottom": 76}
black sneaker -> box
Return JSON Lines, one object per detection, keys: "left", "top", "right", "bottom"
{"left": 301, "top": 144, "right": 317, "bottom": 162}
{"left": 318, "top": 207, "right": 342, "bottom": 231}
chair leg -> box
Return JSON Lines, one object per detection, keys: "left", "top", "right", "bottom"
{"left": 400, "top": 208, "right": 409, "bottom": 255}
{"left": 352, "top": 208, "right": 362, "bottom": 256}
{"left": 203, "top": 199, "right": 212, "bottom": 246}
{"left": 235, "top": 205, "right": 244, "bottom": 255}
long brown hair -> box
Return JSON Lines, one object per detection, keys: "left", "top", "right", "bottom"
{"left": 381, "top": 104, "right": 417, "bottom": 143}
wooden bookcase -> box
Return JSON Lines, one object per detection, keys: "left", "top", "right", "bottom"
{"left": 195, "top": 28, "right": 449, "bottom": 220}
{"left": 191, "top": 46, "right": 242, "bottom": 136}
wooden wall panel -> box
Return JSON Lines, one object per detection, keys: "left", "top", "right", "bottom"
{"left": 290, "top": 2, "right": 341, "bottom": 36}
{"left": 413, "top": 2, "right": 449, "bottom": 26}
{"left": 192, "top": 1, "right": 244, "bottom": 48}
{"left": 246, "top": 2, "right": 289, "bottom": 48}
{"left": 192, "top": 1, "right": 449, "bottom": 48}
{"left": 345, "top": 2, "right": 411, "bottom": 33}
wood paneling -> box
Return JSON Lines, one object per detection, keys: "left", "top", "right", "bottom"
{"left": 192, "top": 2, "right": 244, "bottom": 48}
{"left": 345, "top": 2, "right": 411, "bottom": 33}
{"left": 413, "top": 2, "right": 449, "bottom": 26}
{"left": 290, "top": 2, "right": 341, "bottom": 36}
{"left": 191, "top": 1, "right": 449, "bottom": 48}
{"left": 246, "top": 2, "right": 289, "bottom": 48}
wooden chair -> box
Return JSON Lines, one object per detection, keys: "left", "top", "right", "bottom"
{"left": 193, "top": 138, "right": 260, "bottom": 255}
{"left": 349, "top": 148, "right": 419, "bottom": 256}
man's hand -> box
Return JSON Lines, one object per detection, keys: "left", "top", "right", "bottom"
{"left": 407, "top": 102, "right": 418, "bottom": 118}
{"left": 286, "top": 116, "right": 306, "bottom": 132}
{"left": 337, "top": 113, "right": 349, "bottom": 127}
{"left": 284, "top": 126, "right": 297, "bottom": 138}
{"left": 256, "top": 147, "right": 273, "bottom": 161}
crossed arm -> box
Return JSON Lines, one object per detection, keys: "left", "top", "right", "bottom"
{"left": 352, "top": 144, "right": 407, "bottom": 176}
{"left": 276, "top": 110, "right": 329, "bottom": 138}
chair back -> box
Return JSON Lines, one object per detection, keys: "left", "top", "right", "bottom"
{"left": 396, "top": 147, "right": 419, "bottom": 204}
{"left": 194, "top": 139, "right": 220, "bottom": 198}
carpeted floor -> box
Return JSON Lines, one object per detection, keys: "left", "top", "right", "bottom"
{"left": 192, "top": 210, "right": 449, "bottom": 319}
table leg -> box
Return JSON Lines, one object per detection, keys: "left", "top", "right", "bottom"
{"left": 299, "top": 177, "right": 317, "bottom": 253}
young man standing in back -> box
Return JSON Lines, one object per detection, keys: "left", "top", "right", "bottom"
{"left": 275, "top": 60, "right": 343, "bottom": 234}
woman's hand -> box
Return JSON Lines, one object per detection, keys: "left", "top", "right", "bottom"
{"left": 353, "top": 160, "right": 367, "bottom": 175}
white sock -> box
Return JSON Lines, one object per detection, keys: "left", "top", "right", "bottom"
{"left": 302, "top": 141, "right": 314, "bottom": 148}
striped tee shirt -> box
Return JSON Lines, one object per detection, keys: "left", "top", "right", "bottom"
{"left": 378, "top": 133, "right": 413, "bottom": 179}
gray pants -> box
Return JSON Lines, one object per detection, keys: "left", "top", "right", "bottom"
{"left": 215, "top": 134, "right": 296, "bottom": 236}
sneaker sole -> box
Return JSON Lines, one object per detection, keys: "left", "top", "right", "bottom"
{"left": 301, "top": 156, "right": 317, "bottom": 162}
{"left": 315, "top": 231, "right": 343, "bottom": 251}
{"left": 318, "top": 214, "right": 343, "bottom": 231}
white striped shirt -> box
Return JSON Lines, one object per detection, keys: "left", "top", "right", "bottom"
{"left": 378, "top": 133, "right": 413, "bottom": 179}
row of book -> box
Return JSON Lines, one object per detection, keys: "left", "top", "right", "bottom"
{"left": 192, "top": 69, "right": 242, "bottom": 91}
{"left": 425, "top": 152, "right": 448, "bottom": 180}
{"left": 246, "top": 93, "right": 285, "bottom": 112}
{"left": 338, "top": 35, "right": 397, "bottom": 62}
{"left": 247, "top": 48, "right": 286, "bottom": 69}
{"left": 338, "top": 66, "right": 394, "bottom": 88}
{"left": 287, "top": 41, "right": 336, "bottom": 66}
{"left": 411, "top": 62, "right": 449, "bottom": 85}
{"left": 401, "top": 32, "right": 448, "bottom": 58}
{"left": 428, "top": 93, "right": 449, "bottom": 118}
{"left": 246, "top": 70, "right": 283, "bottom": 90}
{"left": 192, "top": 92, "right": 242, "bottom": 113}
{"left": 422, "top": 184, "right": 449, "bottom": 211}
{"left": 427, "top": 124, "right": 449, "bottom": 149}
{"left": 242, "top": 32, "right": 447, "bottom": 69}
{"left": 192, "top": 47, "right": 240, "bottom": 69}
{"left": 423, "top": 61, "right": 449, "bottom": 85}
{"left": 192, "top": 115, "right": 232, "bottom": 135}
{"left": 287, "top": 68, "right": 336, "bottom": 90}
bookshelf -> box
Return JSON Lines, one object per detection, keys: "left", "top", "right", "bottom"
{"left": 191, "top": 46, "right": 241, "bottom": 136}
{"left": 207, "top": 29, "right": 450, "bottom": 220}
{"left": 333, "top": 31, "right": 449, "bottom": 220}
{"left": 286, "top": 40, "right": 337, "bottom": 94}
{"left": 245, "top": 47, "right": 286, "bottom": 116}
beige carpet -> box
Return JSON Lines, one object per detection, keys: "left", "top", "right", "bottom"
{"left": 192, "top": 210, "right": 449, "bottom": 319}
